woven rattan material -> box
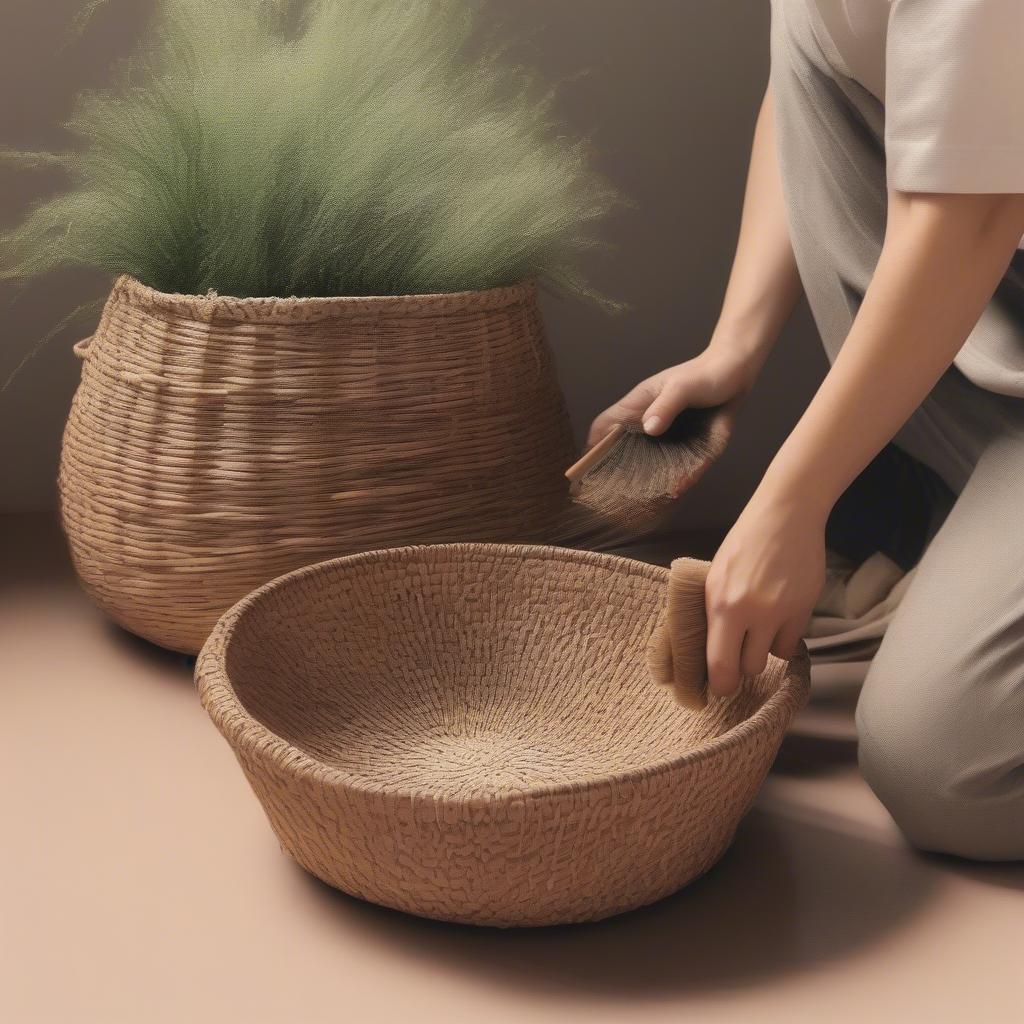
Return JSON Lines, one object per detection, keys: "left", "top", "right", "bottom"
{"left": 195, "top": 543, "right": 811, "bottom": 927}
{"left": 59, "top": 275, "right": 578, "bottom": 654}
{"left": 565, "top": 406, "right": 732, "bottom": 544}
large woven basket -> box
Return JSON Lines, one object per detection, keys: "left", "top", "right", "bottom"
{"left": 59, "top": 276, "right": 577, "bottom": 654}
{"left": 195, "top": 543, "right": 810, "bottom": 927}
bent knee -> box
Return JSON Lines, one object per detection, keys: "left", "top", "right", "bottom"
{"left": 856, "top": 691, "right": 1024, "bottom": 861}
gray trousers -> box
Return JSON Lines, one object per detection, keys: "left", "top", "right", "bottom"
{"left": 771, "top": 0, "right": 1024, "bottom": 859}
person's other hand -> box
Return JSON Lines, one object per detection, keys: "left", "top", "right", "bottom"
{"left": 703, "top": 487, "right": 825, "bottom": 698}
{"left": 586, "top": 346, "right": 755, "bottom": 449}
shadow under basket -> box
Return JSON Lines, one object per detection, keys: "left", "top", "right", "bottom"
{"left": 59, "top": 275, "right": 577, "bottom": 654}
{"left": 195, "top": 543, "right": 811, "bottom": 927}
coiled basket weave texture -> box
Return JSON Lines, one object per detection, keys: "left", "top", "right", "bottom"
{"left": 59, "top": 275, "right": 577, "bottom": 654}
{"left": 195, "top": 543, "right": 811, "bottom": 927}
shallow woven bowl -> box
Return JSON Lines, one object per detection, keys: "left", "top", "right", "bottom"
{"left": 196, "top": 543, "right": 810, "bottom": 927}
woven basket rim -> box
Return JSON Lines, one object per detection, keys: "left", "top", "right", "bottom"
{"left": 195, "top": 542, "right": 811, "bottom": 808}
{"left": 111, "top": 273, "right": 537, "bottom": 322}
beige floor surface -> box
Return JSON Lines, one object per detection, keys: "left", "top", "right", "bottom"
{"left": 2, "top": 515, "right": 1021, "bottom": 1024}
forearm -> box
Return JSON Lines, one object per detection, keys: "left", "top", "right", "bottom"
{"left": 595, "top": 86, "right": 801, "bottom": 443}
{"left": 758, "top": 190, "right": 1024, "bottom": 518}
{"left": 708, "top": 84, "right": 803, "bottom": 382}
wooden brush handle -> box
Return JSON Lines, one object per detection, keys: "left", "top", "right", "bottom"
{"left": 564, "top": 423, "right": 626, "bottom": 482}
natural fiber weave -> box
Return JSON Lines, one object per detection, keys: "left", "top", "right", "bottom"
{"left": 59, "top": 275, "right": 577, "bottom": 653}
{"left": 195, "top": 543, "right": 811, "bottom": 927}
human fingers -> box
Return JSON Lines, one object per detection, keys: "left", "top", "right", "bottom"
{"left": 586, "top": 381, "right": 658, "bottom": 448}
{"left": 739, "top": 625, "right": 775, "bottom": 679}
{"left": 770, "top": 618, "right": 807, "bottom": 662}
{"left": 640, "top": 378, "right": 693, "bottom": 437}
{"left": 704, "top": 596, "right": 746, "bottom": 698}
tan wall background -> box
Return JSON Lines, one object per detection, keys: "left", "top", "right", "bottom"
{"left": 0, "top": 0, "right": 826, "bottom": 527}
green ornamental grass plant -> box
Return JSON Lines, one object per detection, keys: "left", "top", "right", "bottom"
{"left": 1, "top": 0, "right": 622, "bottom": 301}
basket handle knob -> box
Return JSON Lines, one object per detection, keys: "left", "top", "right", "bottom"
{"left": 646, "top": 556, "right": 711, "bottom": 710}
{"left": 72, "top": 336, "right": 93, "bottom": 360}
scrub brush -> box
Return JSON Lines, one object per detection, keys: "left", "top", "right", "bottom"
{"left": 564, "top": 405, "right": 733, "bottom": 543}
{"left": 646, "top": 556, "right": 712, "bottom": 710}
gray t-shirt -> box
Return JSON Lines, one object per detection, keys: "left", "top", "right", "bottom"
{"left": 811, "top": 0, "right": 1024, "bottom": 195}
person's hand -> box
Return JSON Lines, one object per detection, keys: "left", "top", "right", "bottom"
{"left": 586, "top": 345, "right": 756, "bottom": 449}
{"left": 703, "top": 486, "right": 826, "bottom": 697}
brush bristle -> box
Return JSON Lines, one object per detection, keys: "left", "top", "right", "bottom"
{"left": 646, "top": 556, "right": 711, "bottom": 710}
{"left": 564, "top": 406, "right": 731, "bottom": 548}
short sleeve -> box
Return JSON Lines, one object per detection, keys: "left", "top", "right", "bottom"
{"left": 885, "top": 0, "right": 1024, "bottom": 193}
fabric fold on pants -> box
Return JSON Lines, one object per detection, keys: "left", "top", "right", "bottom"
{"left": 770, "top": 0, "right": 1024, "bottom": 859}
